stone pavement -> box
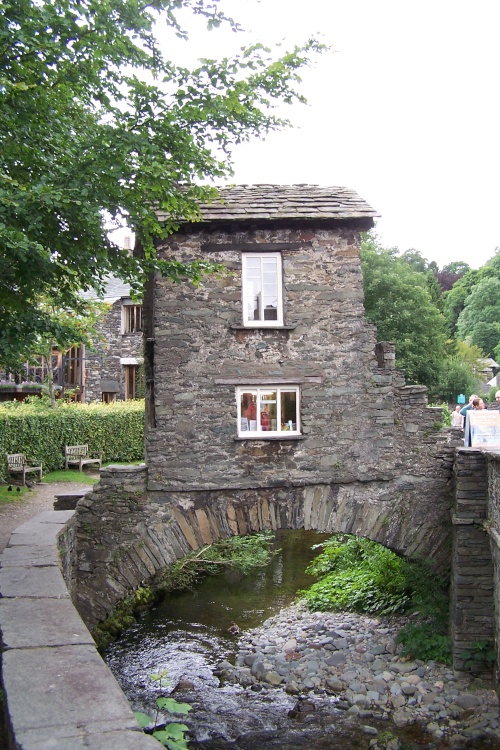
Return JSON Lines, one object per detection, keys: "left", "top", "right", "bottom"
{"left": 0, "top": 481, "right": 89, "bottom": 553}
{"left": 0, "top": 493, "right": 158, "bottom": 749}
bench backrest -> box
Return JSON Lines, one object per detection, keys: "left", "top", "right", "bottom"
{"left": 65, "top": 444, "right": 89, "bottom": 458}
{"left": 7, "top": 453, "right": 27, "bottom": 469}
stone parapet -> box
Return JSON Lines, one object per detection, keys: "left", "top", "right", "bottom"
{"left": 486, "top": 453, "right": 500, "bottom": 694}
{"left": 0, "top": 509, "right": 157, "bottom": 750}
{"left": 450, "top": 449, "right": 494, "bottom": 673}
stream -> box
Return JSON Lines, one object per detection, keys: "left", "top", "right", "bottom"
{"left": 104, "top": 530, "right": 500, "bottom": 749}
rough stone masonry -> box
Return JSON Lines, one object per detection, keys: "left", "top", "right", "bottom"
{"left": 71, "top": 185, "right": 464, "bottom": 631}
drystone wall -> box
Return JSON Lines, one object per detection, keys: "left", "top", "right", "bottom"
{"left": 487, "top": 453, "right": 500, "bottom": 689}
{"left": 450, "top": 449, "right": 493, "bottom": 672}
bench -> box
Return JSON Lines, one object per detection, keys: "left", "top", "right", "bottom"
{"left": 6, "top": 453, "right": 43, "bottom": 485}
{"left": 64, "top": 444, "right": 103, "bottom": 472}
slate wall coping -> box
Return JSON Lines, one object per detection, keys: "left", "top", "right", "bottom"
{"left": 0, "top": 510, "right": 157, "bottom": 750}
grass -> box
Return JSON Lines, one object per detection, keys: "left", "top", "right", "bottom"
{"left": 0, "top": 484, "right": 30, "bottom": 505}
{"left": 42, "top": 469, "right": 99, "bottom": 485}
{"left": 1, "top": 461, "right": 143, "bottom": 505}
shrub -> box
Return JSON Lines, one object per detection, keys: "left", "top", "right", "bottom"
{"left": 0, "top": 399, "right": 144, "bottom": 481}
{"left": 299, "top": 534, "right": 452, "bottom": 663}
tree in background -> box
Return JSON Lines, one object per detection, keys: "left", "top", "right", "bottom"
{"left": 0, "top": 0, "right": 323, "bottom": 361}
{"left": 360, "top": 234, "right": 448, "bottom": 390}
{"left": 435, "top": 261, "right": 471, "bottom": 293}
{"left": 434, "top": 345, "right": 481, "bottom": 403}
{"left": 442, "top": 251, "right": 500, "bottom": 336}
{"left": 455, "top": 277, "right": 500, "bottom": 359}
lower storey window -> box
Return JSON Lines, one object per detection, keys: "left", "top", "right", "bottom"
{"left": 124, "top": 365, "right": 144, "bottom": 400}
{"left": 238, "top": 386, "right": 300, "bottom": 437}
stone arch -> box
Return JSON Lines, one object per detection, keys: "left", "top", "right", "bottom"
{"left": 71, "top": 466, "right": 452, "bottom": 629}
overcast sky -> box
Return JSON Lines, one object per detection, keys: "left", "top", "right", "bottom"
{"left": 153, "top": 0, "right": 500, "bottom": 270}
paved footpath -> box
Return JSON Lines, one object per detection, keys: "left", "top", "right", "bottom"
{"left": 0, "top": 481, "right": 91, "bottom": 553}
{"left": 0, "top": 479, "right": 159, "bottom": 750}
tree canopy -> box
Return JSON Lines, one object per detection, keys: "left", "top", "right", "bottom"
{"left": 0, "top": 0, "right": 322, "bottom": 362}
{"left": 456, "top": 277, "right": 500, "bottom": 359}
{"left": 360, "top": 234, "right": 448, "bottom": 389}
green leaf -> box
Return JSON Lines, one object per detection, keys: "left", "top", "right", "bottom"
{"left": 157, "top": 697, "right": 192, "bottom": 715}
{"left": 134, "top": 711, "right": 153, "bottom": 728}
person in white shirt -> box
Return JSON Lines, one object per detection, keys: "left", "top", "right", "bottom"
{"left": 451, "top": 405, "right": 464, "bottom": 429}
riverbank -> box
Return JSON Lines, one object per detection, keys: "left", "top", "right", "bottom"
{"left": 216, "top": 602, "right": 500, "bottom": 748}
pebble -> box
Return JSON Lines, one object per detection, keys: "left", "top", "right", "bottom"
{"left": 218, "top": 602, "right": 500, "bottom": 747}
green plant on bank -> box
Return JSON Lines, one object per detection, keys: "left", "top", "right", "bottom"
{"left": 133, "top": 670, "right": 192, "bottom": 750}
{"left": 299, "top": 534, "right": 451, "bottom": 664}
{"left": 461, "top": 640, "right": 496, "bottom": 673}
{"left": 155, "top": 530, "right": 277, "bottom": 594}
{"left": 428, "top": 403, "right": 452, "bottom": 427}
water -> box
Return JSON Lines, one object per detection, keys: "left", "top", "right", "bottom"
{"left": 105, "top": 530, "right": 326, "bottom": 707}
{"left": 105, "top": 530, "right": 499, "bottom": 749}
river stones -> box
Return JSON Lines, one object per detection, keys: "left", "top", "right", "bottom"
{"left": 215, "top": 602, "right": 500, "bottom": 747}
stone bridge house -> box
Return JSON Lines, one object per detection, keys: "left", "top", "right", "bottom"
{"left": 139, "top": 184, "right": 455, "bottom": 560}
{"left": 69, "top": 184, "right": 500, "bottom": 679}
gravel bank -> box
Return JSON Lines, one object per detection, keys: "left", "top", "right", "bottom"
{"left": 216, "top": 603, "right": 500, "bottom": 748}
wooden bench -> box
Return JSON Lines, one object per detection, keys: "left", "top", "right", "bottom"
{"left": 64, "top": 444, "right": 102, "bottom": 472}
{"left": 6, "top": 453, "right": 43, "bottom": 485}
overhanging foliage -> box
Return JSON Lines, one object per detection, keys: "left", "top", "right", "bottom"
{"left": 0, "top": 0, "right": 324, "bottom": 360}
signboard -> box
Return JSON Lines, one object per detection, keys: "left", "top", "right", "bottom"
{"left": 466, "top": 410, "right": 500, "bottom": 449}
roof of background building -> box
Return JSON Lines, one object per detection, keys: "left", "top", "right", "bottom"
{"left": 157, "top": 184, "right": 378, "bottom": 224}
{"left": 81, "top": 276, "right": 132, "bottom": 303}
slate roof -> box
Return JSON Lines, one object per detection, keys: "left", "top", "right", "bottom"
{"left": 81, "top": 275, "right": 132, "bottom": 303}
{"left": 158, "top": 184, "right": 377, "bottom": 223}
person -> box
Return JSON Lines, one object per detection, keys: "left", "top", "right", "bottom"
{"left": 459, "top": 394, "right": 479, "bottom": 421}
{"left": 451, "top": 405, "right": 464, "bottom": 429}
{"left": 496, "top": 390, "right": 500, "bottom": 405}
{"left": 461, "top": 397, "right": 481, "bottom": 447}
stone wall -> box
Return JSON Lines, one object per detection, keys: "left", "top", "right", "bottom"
{"left": 84, "top": 299, "right": 142, "bottom": 402}
{"left": 146, "top": 225, "right": 399, "bottom": 491}
{"left": 450, "top": 449, "right": 495, "bottom": 672}
{"left": 487, "top": 454, "right": 500, "bottom": 689}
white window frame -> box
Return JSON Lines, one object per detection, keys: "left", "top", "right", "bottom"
{"left": 241, "top": 252, "right": 283, "bottom": 327}
{"left": 237, "top": 385, "right": 300, "bottom": 438}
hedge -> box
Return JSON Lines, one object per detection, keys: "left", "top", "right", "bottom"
{"left": 0, "top": 399, "right": 145, "bottom": 482}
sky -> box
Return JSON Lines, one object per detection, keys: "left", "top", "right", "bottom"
{"left": 149, "top": 0, "right": 500, "bottom": 271}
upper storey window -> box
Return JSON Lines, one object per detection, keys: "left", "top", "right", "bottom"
{"left": 242, "top": 253, "right": 283, "bottom": 327}
{"left": 123, "top": 304, "right": 142, "bottom": 334}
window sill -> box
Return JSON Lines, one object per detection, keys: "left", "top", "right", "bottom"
{"left": 234, "top": 434, "right": 306, "bottom": 442}
{"left": 230, "top": 324, "right": 297, "bottom": 331}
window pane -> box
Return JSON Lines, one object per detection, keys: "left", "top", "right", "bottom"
{"left": 243, "top": 254, "right": 281, "bottom": 325}
{"left": 241, "top": 391, "right": 257, "bottom": 431}
{"left": 259, "top": 391, "right": 277, "bottom": 431}
{"left": 281, "top": 390, "right": 297, "bottom": 431}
